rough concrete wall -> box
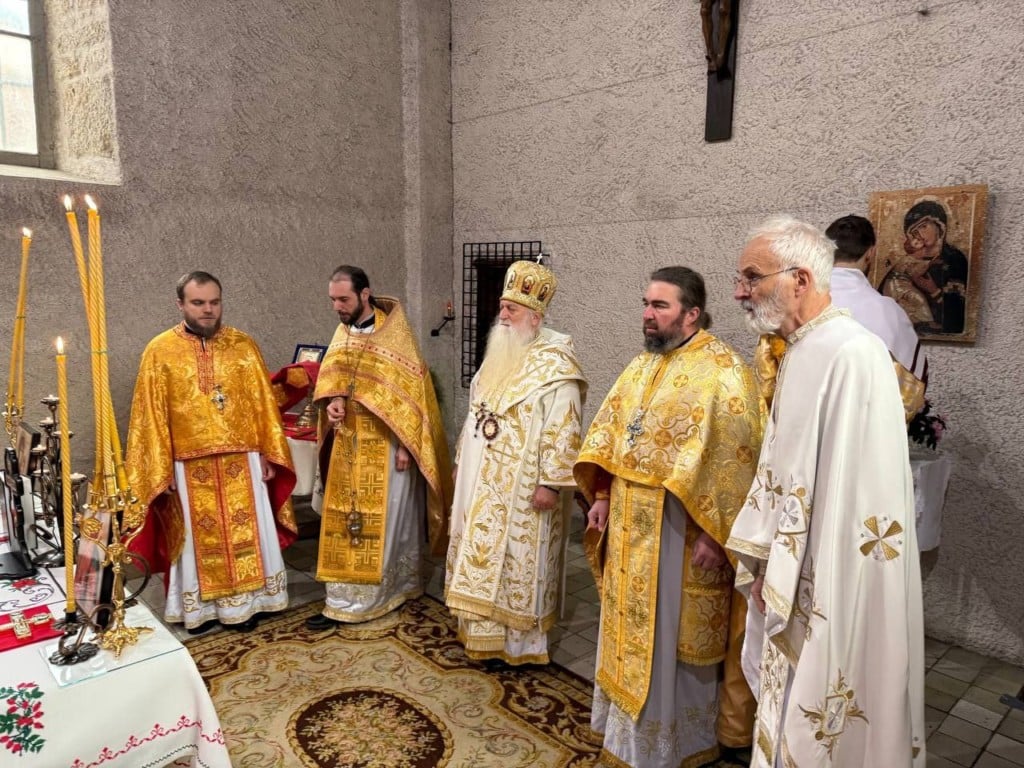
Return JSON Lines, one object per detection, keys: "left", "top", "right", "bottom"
{"left": 451, "top": 0, "right": 1024, "bottom": 664}
{"left": 0, "top": 1, "right": 450, "bottom": 477}
{"left": 400, "top": 0, "right": 456, "bottom": 425}
{"left": 46, "top": 0, "right": 120, "bottom": 180}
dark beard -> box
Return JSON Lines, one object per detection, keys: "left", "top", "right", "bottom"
{"left": 644, "top": 333, "right": 675, "bottom": 353}
{"left": 340, "top": 296, "right": 366, "bottom": 325}
{"left": 185, "top": 319, "right": 221, "bottom": 339}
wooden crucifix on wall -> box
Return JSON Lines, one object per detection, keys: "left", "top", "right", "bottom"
{"left": 702, "top": 0, "right": 739, "bottom": 142}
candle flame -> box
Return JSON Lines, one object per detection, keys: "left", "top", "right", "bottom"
{"left": 22, "top": 228, "right": 31, "bottom": 238}
{"left": 56, "top": 337, "right": 65, "bottom": 354}
{"left": 85, "top": 194, "right": 98, "bottom": 211}
{"left": 63, "top": 194, "right": 73, "bottom": 211}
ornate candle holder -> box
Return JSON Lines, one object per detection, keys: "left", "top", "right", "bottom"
{"left": 2, "top": 396, "right": 21, "bottom": 445}
{"left": 78, "top": 489, "right": 152, "bottom": 658}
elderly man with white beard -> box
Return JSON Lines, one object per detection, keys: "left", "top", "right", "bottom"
{"left": 727, "top": 216, "right": 926, "bottom": 767}
{"left": 445, "top": 260, "right": 586, "bottom": 666}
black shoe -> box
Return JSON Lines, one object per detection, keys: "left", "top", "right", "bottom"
{"left": 186, "top": 619, "right": 219, "bottom": 636}
{"left": 226, "top": 616, "right": 260, "bottom": 632}
{"left": 305, "top": 613, "right": 341, "bottom": 631}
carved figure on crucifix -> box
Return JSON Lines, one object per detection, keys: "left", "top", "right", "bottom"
{"left": 701, "top": 0, "right": 733, "bottom": 73}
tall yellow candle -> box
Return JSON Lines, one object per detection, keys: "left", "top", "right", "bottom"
{"left": 7, "top": 228, "right": 30, "bottom": 413}
{"left": 14, "top": 228, "right": 31, "bottom": 412}
{"left": 84, "top": 196, "right": 128, "bottom": 492}
{"left": 84, "top": 195, "right": 111, "bottom": 492}
{"left": 64, "top": 196, "right": 91, "bottom": 317}
{"left": 56, "top": 337, "right": 75, "bottom": 615}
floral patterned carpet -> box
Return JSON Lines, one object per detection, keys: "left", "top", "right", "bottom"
{"left": 186, "top": 596, "right": 602, "bottom": 767}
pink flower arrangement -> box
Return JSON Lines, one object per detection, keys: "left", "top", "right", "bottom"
{"left": 908, "top": 399, "right": 947, "bottom": 450}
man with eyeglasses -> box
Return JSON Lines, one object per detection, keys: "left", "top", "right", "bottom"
{"left": 727, "top": 217, "right": 925, "bottom": 767}
{"left": 575, "top": 266, "right": 763, "bottom": 768}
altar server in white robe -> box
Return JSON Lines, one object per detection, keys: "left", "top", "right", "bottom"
{"left": 825, "top": 214, "right": 928, "bottom": 383}
{"left": 446, "top": 259, "right": 586, "bottom": 665}
{"left": 728, "top": 216, "right": 926, "bottom": 767}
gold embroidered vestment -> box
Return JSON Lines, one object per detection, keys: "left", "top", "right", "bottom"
{"left": 126, "top": 325, "right": 296, "bottom": 599}
{"left": 314, "top": 298, "right": 452, "bottom": 585}
{"left": 574, "top": 330, "right": 763, "bottom": 721}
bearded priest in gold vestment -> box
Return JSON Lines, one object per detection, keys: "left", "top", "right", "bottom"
{"left": 306, "top": 266, "right": 452, "bottom": 629}
{"left": 574, "top": 267, "right": 763, "bottom": 768}
{"left": 127, "top": 272, "right": 297, "bottom": 634}
{"left": 445, "top": 260, "right": 586, "bottom": 665}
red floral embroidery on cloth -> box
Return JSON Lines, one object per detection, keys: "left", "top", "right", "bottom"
{"left": 0, "top": 681, "right": 45, "bottom": 756}
{"left": 69, "top": 716, "right": 225, "bottom": 767}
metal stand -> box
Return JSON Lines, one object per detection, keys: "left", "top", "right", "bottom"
{"left": 28, "top": 397, "right": 70, "bottom": 566}
{"left": 48, "top": 620, "right": 99, "bottom": 666}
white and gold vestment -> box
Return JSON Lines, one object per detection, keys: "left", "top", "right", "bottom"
{"left": 727, "top": 309, "right": 926, "bottom": 767}
{"left": 445, "top": 327, "right": 585, "bottom": 663}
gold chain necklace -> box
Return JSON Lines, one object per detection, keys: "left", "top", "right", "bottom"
{"left": 342, "top": 323, "right": 371, "bottom": 398}
{"left": 338, "top": 322, "right": 373, "bottom": 546}
{"left": 624, "top": 331, "right": 698, "bottom": 449}
{"left": 625, "top": 355, "right": 668, "bottom": 449}
{"left": 472, "top": 371, "right": 516, "bottom": 443}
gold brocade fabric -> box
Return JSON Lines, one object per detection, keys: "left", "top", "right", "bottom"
{"left": 756, "top": 330, "right": 926, "bottom": 421}
{"left": 126, "top": 325, "right": 297, "bottom": 568}
{"left": 314, "top": 298, "right": 453, "bottom": 563}
{"left": 185, "top": 454, "right": 263, "bottom": 600}
{"left": 753, "top": 334, "right": 788, "bottom": 409}
{"left": 317, "top": 400, "right": 392, "bottom": 584}
{"left": 574, "top": 330, "right": 763, "bottom": 721}
{"left": 895, "top": 359, "right": 926, "bottom": 422}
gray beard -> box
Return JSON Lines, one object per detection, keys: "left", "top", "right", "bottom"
{"left": 741, "top": 286, "right": 787, "bottom": 335}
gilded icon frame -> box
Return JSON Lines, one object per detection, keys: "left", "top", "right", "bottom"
{"left": 868, "top": 184, "right": 988, "bottom": 343}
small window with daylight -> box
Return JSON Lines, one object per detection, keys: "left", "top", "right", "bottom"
{"left": 0, "top": 0, "right": 38, "bottom": 159}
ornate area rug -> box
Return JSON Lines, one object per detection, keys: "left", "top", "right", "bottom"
{"left": 186, "top": 596, "right": 602, "bottom": 767}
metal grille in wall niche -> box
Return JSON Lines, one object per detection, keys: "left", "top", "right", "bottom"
{"left": 461, "top": 240, "right": 542, "bottom": 387}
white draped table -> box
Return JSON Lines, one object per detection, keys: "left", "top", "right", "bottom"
{"left": 910, "top": 451, "right": 952, "bottom": 552}
{"left": 0, "top": 570, "right": 231, "bottom": 767}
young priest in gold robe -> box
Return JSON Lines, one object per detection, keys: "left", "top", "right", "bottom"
{"left": 126, "top": 271, "right": 297, "bottom": 634}
{"left": 306, "top": 266, "right": 451, "bottom": 629}
{"left": 574, "top": 266, "right": 763, "bottom": 768}
{"left": 445, "top": 260, "right": 586, "bottom": 665}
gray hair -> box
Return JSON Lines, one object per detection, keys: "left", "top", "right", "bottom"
{"left": 748, "top": 216, "right": 833, "bottom": 293}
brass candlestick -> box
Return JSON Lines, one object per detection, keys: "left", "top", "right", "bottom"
{"left": 86, "top": 491, "right": 151, "bottom": 657}
{"left": 2, "top": 397, "right": 21, "bottom": 446}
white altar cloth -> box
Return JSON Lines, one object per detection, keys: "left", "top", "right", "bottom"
{"left": 910, "top": 452, "right": 952, "bottom": 551}
{"left": 0, "top": 572, "right": 230, "bottom": 767}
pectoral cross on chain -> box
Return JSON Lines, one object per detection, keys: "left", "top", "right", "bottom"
{"left": 211, "top": 385, "right": 228, "bottom": 412}
{"left": 625, "top": 409, "right": 645, "bottom": 448}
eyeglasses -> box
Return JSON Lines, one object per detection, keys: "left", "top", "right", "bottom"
{"left": 732, "top": 267, "right": 798, "bottom": 292}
